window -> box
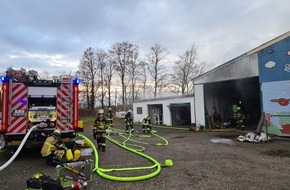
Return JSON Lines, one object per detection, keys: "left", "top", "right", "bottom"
{"left": 137, "top": 107, "right": 142, "bottom": 114}
{"left": 28, "top": 96, "right": 56, "bottom": 107}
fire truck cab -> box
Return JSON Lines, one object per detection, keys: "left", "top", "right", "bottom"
{"left": 0, "top": 68, "right": 81, "bottom": 149}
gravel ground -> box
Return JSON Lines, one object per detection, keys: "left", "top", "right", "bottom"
{"left": 1, "top": 124, "right": 290, "bottom": 190}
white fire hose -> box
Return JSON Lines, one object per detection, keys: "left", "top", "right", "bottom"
{"left": 0, "top": 125, "right": 38, "bottom": 171}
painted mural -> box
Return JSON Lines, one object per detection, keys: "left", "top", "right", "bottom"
{"left": 261, "top": 81, "right": 290, "bottom": 136}
{"left": 258, "top": 35, "right": 290, "bottom": 136}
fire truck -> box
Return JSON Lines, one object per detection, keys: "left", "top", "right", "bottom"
{"left": 0, "top": 68, "right": 81, "bottom": 149}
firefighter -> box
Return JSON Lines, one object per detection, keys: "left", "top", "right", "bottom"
{"left": 234, "top": 107, "right": 245, "bottom": 130}
{"left": 41, "top": 129, "right": 67, "bottom": 166}
{"left": 93, "top": 109, "right": 109, "bottom": 152}
{"left": 106, "top": 107, "right": 114, "bottom": 128}
{"left": 142, "top": 114, "right": 152, "bottom": 133}
{"left": 125, "top": 109, "right": 134, "bottom": 133}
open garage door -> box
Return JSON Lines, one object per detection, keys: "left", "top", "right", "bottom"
{"left": 204, "top": 77, "right": 261, "bottom": 130}
{"left": 148, "top": 104, "right": 163, "bottom": 125}
{"left": 169, "top": 103, "right": 191, "bottom": 126}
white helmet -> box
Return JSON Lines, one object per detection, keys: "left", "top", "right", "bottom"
{"left": 98, "top": 109, "right": 104, "bottom": 114}
{"left": 128, "top": 109, "right": 132, "bottom": 112}
{"left": 237, "top": 107, "right": 241, "bottom": 110}
{"left": 52, "top": 129, "right": 60, "bottom": 137}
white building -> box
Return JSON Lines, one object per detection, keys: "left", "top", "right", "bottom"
{"left": 133, "top": 94, "right": 195, "bottom": 126}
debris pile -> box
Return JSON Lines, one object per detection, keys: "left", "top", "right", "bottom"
{"left": 237, "top": 132, "right": 270, "bottom": 142}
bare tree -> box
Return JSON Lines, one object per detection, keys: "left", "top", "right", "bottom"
{"left": 78, "top": 47, "right": 99, "bottom": 111}
{"left": 146, "top": 43, "right": 168, "bottom": 98}
{"left": 104, "top": 57, "right": 116, "bottom": 108}
{"left": 171, "top": 45, "right": 204, "bottom": 94}
{"left": 139, "top": 61, "right": 148, "bottom": 99}
{"left": 127, "top": 51, "right": 142, "bottom": 104}
{"left": 109, "top": 41, "right": 139, "bottom": 110}
{"left": 95, "top": 49, "right": 107, "bottom": 108}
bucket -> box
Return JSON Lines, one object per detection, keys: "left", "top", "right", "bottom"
{"left": 74, "top": 149, "right": 81, "bottom": 161}
{"left": 65, "top": 149, "right": 73, "bottom": 162}
{"left": 78, "top": 121, "right": 84, "bottom": 130}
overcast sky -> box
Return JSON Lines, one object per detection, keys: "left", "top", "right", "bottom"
{"left": 0, "top": 0, "right": 289, "bottom": 76}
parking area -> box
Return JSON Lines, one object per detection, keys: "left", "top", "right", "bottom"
{"left": 1, "top": 125, "right": 290, "bottom": 190}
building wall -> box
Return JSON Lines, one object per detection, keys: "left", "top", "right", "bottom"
{"left": 259, "top": 36, "right": 290, "bottom": 136}
{"left": 194, "top": 84, "right": 205, "bottom": 126}
{"left": 133, "top": 95, "right": 194, "bottom": 126}
{"left": 258, "top": 36, "right": 290, "bottom": 82}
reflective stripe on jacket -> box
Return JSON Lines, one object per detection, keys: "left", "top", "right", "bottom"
{"left": 41, "top": 136, "right": 58, "bottom": 157}
{"left": 94, "top": 117, "right": 108, "bottom": 133}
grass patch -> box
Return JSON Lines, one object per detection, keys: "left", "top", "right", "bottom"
{"left": 79, "top": 117, "right": 125, "bottom": 128}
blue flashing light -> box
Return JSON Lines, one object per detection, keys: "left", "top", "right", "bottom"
{"left": 73, "top": 78, "right": 80, "bottom": 85}
{"left": 1, "top": 76, "right": 8, "bottom": 82}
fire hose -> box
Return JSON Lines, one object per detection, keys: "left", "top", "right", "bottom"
{"left": 0, "top": 125, "right": 38, "bottom": 171}
{"left": 77, "top": 129, "right": 173, "bottom": 182}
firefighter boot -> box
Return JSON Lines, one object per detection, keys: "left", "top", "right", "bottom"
{"left": 130, "top": 126, "right": 135, "bottom": 133}
{"left": 97, "top": 137, "right": 101, "bottom": 150}
{"left": 101, "top": 137, "right": 106, "bottom": 152}
{"left": 125, "top": 125, "right": 129, "bottom": 133}
{"left": 148, "top": 126, "right": 152, "bottom": 133}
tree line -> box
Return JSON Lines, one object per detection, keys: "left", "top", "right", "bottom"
{"left": 77, "top": 42, "right": 205, "bottom": 111}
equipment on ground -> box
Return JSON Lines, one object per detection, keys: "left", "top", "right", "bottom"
{"left": 26, "top": 172, "right": 63, "bottom": 190}
{"left": 56, "top": 159, "right": 93, "bottom": 189}
{"left": 0, "top": 67, "right": 81, "bottom": 150}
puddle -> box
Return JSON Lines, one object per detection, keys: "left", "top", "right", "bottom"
{"left": 210, "top": 138, "right": 235, "bottom": 145}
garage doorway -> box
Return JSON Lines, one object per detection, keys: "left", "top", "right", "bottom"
{"left": 148, "top": 104, "right": 163, "bottom": 125}
{"left": 204, "top": 77, "right": 261, "bottom": 130}
{"left": 169, "top": 103, "right": 191, "bottom": 126}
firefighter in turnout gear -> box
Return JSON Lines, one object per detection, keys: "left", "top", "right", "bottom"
{"left": 106, "top": 107, "right": 114, "bottom": 128}
{"left": 125, "top": 110, "right": 134, "bottom": 133}
{"left": 41, "top": 129, "right": 67, "bottom": 166}
{"left": 234, "top": 107, "right": 245, "bottom": 130}
{"left": 142, "top": 114, "right": 152, "bottom": 133}
{"left": 93, "top": 109, "right": 109, "bottom": 152}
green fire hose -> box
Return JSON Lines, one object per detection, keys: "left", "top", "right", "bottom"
{"left": 78, "top": 130, "right": 173, "bottom": 182}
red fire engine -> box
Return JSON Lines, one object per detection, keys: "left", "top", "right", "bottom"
{"left": 0, "top": 68, "right": 80, "bottom": 149}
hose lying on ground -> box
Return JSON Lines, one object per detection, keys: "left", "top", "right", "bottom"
{"left": 78, "top": 132, "right": 173, "bottom": 182}
{"left": 0, "top": 125, "right": 38, "bottom": 171}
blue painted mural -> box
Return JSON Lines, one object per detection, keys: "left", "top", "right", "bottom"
{"left": 261, "top": 81, "right": 290, "bottom": 136}
{"left": 258, "top": 35, "right": 290, "bottom": 136}
{"left": 258, "top": 36, "right": 290, "bottom": 83}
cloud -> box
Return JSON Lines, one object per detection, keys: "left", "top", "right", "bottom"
{"left": 265, "top": 61, "right": 276, "bottom": 68}
{"left": 0, "top": 0, "right": 289, "bottom": 75}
